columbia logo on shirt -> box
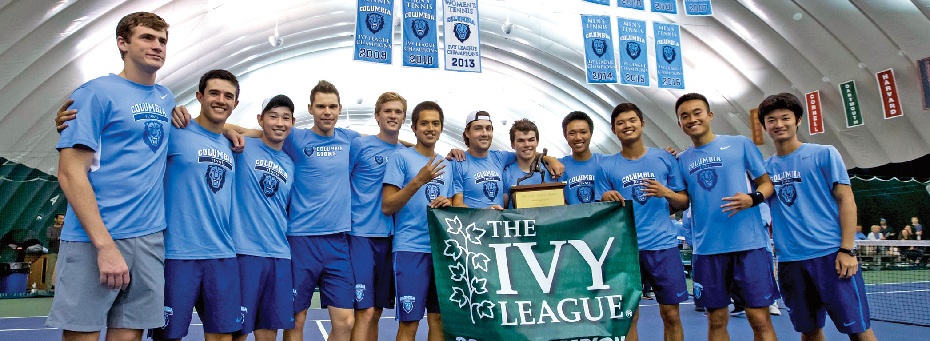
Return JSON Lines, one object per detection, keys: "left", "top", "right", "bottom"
{"left": 200, "top": 148, "right": 234, "bottom": 193}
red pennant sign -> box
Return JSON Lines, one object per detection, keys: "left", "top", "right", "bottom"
{"left": 876, "top": 69, "right": 904, "bottom": 119}
{"left": 805, "top": 91, "right": 824, "bottom": 135}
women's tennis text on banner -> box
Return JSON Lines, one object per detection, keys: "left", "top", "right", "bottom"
{"left": 582, "top": 15, "right": 618, "bottom": 84}
{"left": 654, "top": 22, "right": 684, "bottom": 89}
{"left": 354, "top": 0, "right": 395, "bottom": 64}
{"left": 427, "top": 203, "right": 641, "bottom": 340}
{"left": 443, "top": 0, "right": 481, "bottom": 73}
{"left": 403, "top": 0, "right": 439, "bottom": 68}
{"left": 617, "top": 17, "right": 649, "bottom": 87}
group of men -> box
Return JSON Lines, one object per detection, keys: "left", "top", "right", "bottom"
{"left": 47, "top": 10, "right": 878, "bottom": 341}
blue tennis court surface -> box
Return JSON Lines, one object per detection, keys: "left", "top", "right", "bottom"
{"left": 2, "top": 299, "right": 927, "bottom": 340}
{"left": 865, "top": 280, "right": 930, "bottom": 326}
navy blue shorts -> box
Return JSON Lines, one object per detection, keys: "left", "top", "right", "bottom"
{"left": 151, "top": 258, "right": 242, "bottom": 340}
{"left": 393, "top": 252, "right": 440, "bottom": 322}
{"left": 692, "top": 248, "right": 779, "bottom": 310}
{"left": 778, "top": 252, "right": 871, "bottom": 334}
{"left": 348, "top": 235, "right": 394, "bottom": 310}
{"left": 236, "top": 255, "right": 295, "bottom": 334}
{"left": 288, "top": 233, "right": 355, "bottom": 311}
{"left": 640, "top": 247, "right": 689, "bottom": 305}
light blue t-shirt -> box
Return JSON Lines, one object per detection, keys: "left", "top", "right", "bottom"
{"left": 350, "top": 135, "right": 405, "bottom": 237}
{"left": 677, "top": 135, "right": 768, "bottom": 255}
{"left": 231, "top": 137, "right": 295, "bottom": 259}
{"left": 595, "top": 149, "right": 684, "bottom": 250}
{"left": 55, "top": 74, "right": 174, "bottom": 242}
{"left": 384, "top": 148, "right": 455, "bottom": 253}
{"left": 765, "top": 143, "right": 850, "bottom": 262}
{"left": 451, "top": 150, "right": 515, "bottom": 208}
{"left": 164, "top": 121, "right": 235, "bottom": 259}
{"left": 559, "top": 153, "right": 605, "bottom": 205}
{"left": 501, "top": 162, "right": 551, "bottom": 209}
{"left": 283, "top": 127, "right": 360, "bottom": 236}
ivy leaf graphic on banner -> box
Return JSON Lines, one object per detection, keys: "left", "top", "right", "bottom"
{"left": 471, "top": 277, "right": 488, "bottom": 294}
{"left": 464, "top": 222, "right": 486, "bottom": 245}
{"left": 476, "top": 301, "right": 495, "bottom": 319}
{"left": 444, "top": 240, "right": 464, "bottom": 260}
{"left": 445, "top": 217, "right": 463, "bottom": 235}
{"left": 471, "top": 253, "right": 490, "bottom": 272}
{"left": 449, "top": 262, "right": 466, "bottom": 282}
{"left": 450, "top": 287, "right": 469, "bottom": 308}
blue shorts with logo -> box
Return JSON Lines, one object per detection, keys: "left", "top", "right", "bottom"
{"left": 640, "top": 247, "right": 689, "bottom": 305}
{"left": 236, "top": 255, "right": 295, "bottom": 334}
{"left": 348, "top": 235, "right": 394, "bottom": 310}
{"left": 151, "top": 258, "right": 242, "bottom": 340}
{"left": 778, "top": 252, "right": 871, "bottom": 334}
{"left": 393, "top": 252, "right": 440, "bottom": 322}
{"left": 288, "top": 233, "right": 355, "bottom": 311}
{"left": 692, "top": 247, "right": 779, "bottom": 310}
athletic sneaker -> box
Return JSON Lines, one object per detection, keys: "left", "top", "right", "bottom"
{"left": 769, "top": 302, "right": 781, "bottom": 316}
{"left": 729, "top": 306, "right": 746, "bottom": 317}
{"left": 694, "top": 305, "right": 705, "bottom": 312}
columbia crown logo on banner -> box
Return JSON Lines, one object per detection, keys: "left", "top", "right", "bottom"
{"left": 443, "top": 0, "right": 481, "bottom": 73}
{"left": 805, "top": 91, "right": 824, "bottom": 135}
{"left": 876, "top": 68, "right": 904, "bottom": 119}
{"left": 654, "top": 22, "right": 684, "bottom": 89}
{"left": 403, "top": 0, "right": 439, "bottom": 68}
{"left": 617, "top": 17, "right": 649, "bottom": 87}
{"left": 617, "top": 0, "right": 645, "bottom": 11}
{"left": 582, "top": 15, "right": 618, "bottom": 84}
{"left": 684, "top": 0, "right": 713, "bottom": 16}
{"left": 651, "top": 0, "right": 678, "bottom": 14}
{"left": 354, "top": 0, "right": 395, "bottom": 64}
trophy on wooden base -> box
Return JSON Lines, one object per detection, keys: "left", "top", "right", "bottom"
{"left": 509, "top": 148, "right": 566, "bottom": 209}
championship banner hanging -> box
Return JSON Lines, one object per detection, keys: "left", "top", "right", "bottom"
{"left": 654, "top": 22, "right": 684, "bottom": 89}
{"left": 582, "top": 15, "right": 618, "bottom": 84}
{"left": 427, "top": 203, "right": 641, "bottom": 341}
{"left": 876, "top": 68, "right": 904, "bottom": 119}
{"left": 750, "top": 108, "right": 764, "bottom": 145}
{"left": 684, "top": 0, "right": 713, "bottom": 16}
{"left": 443, "top": 0, "right": 481, "bottom": 73}
{"left": 651, "top": 0, "right": 678, "bottom": 14}
{"left": 839, "top": 80, "right": 863, "bottom": 128}
{"left": 617, "top": 17, "right": 649, "bottom": 87}
{"left": 403, "top": 0, "right": 439, "bottom": 68}
{"left": 617, "top": 0, "right": 645, "bottom": 11}
{"left": 805, "top": 90, "right": 824, "bottom": 135}
{"left": 584, "top": 0, "right": 610, "bottom": 5}
{"left": 919, "top": 57, "right": 930, "bottom": 110}
{"left": 353, "top": 0, "right": 394, "bottom": 64}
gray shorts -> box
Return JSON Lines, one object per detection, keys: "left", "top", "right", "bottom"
{"left": 46, "top": 231, "right": 165, "bottom": 332}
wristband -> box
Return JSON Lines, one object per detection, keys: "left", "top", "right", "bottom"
{"left": 749, "top": 191, "right": 764, "bottom": 207}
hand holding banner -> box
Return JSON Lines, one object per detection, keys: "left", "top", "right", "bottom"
{"left": 428, "top": 203, "right": 641, "bottom": 341}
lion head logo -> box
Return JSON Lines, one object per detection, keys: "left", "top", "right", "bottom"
{"left": 374, "top": 155, "right": 386, "bottom": 165}
{"left": 412, "top": 19, "right": 429, "bottom": 40}
{"left": 626, "top": 41, "right": 641, "bottom": 59}
{"left": 425, "top": 183, "right": 440, "bottom": 202}
{"left": 302, "top": 144, "right": 315, "bottom": 157}
{"left": 698, "top": 169, "right": 718, "bottom": 191}
{"left": 143, "top": 121, "right": 164, "bottom": 152}
{"left": 577, "top": 186, "right": 594, "bottom": 203}
{"left": 662, "top": 45, "right": 677, "bottom": 64}
{"left": 260, "top": 173, "right": 279, "bottom": 197}
{"left": 453, "top": 23, "right": 471, "bottom": 43}
{"left": 483, "top": 181, "right": 499, "bottom": 201}
{"left": 163, "top": 306, "right": 173, "bottom": 328}
{"left": 366, "top": 13, "right": 384, "bottom": 34}
{"left": 592, "top": 38, "right": 608, "bottom": 58}
{"left": 778, "top": 184, "right": 797, "bottom": 207}
{"left": 355, "top": 284, "right": 366, "bottom": 302}
{"left": 400, "top": 295, "right": 416, "bottom": 313}
{"left": 632, "top": 184, "right": 649, "bottom": 205}
{"left": 205, "top": 165, "right": 227, "bottom": 193}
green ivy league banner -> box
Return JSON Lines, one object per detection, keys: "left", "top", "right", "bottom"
{"left": 427, "top": 202, "right": 641, "bottom": 341}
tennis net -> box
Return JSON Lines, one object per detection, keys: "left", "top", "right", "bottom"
{"left": 855, "top": 239, "right": 930, "bottom": 326}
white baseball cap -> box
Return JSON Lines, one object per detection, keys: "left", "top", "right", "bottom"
{"left": 465, "top": 110, "right": 492, "bottom": 126}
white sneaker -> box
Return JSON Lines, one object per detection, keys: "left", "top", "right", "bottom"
{"left": 769, "top": 303, "right": 781, "bottom": 316}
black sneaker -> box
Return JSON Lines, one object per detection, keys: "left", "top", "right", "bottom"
{"left": 694, "top": 305, "right": 705, "bottom": 312}
{"left": 729, "top": 306, "right": 746, "bottom": 317}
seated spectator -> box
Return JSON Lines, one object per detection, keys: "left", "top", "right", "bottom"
{"left": 867, "top": 225, "right": 884, "bottom": 240}
{"left": 900, "top": 226, "right": 915, "bottom": 240}
{"left": 855, "top": 225, "right": 867, "bottom": 240}
{"left": 880, "top": 218, "right": 895, "bottom": 239}
{"left": 912, "top": 216, "right": 923, "bottom": 240}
